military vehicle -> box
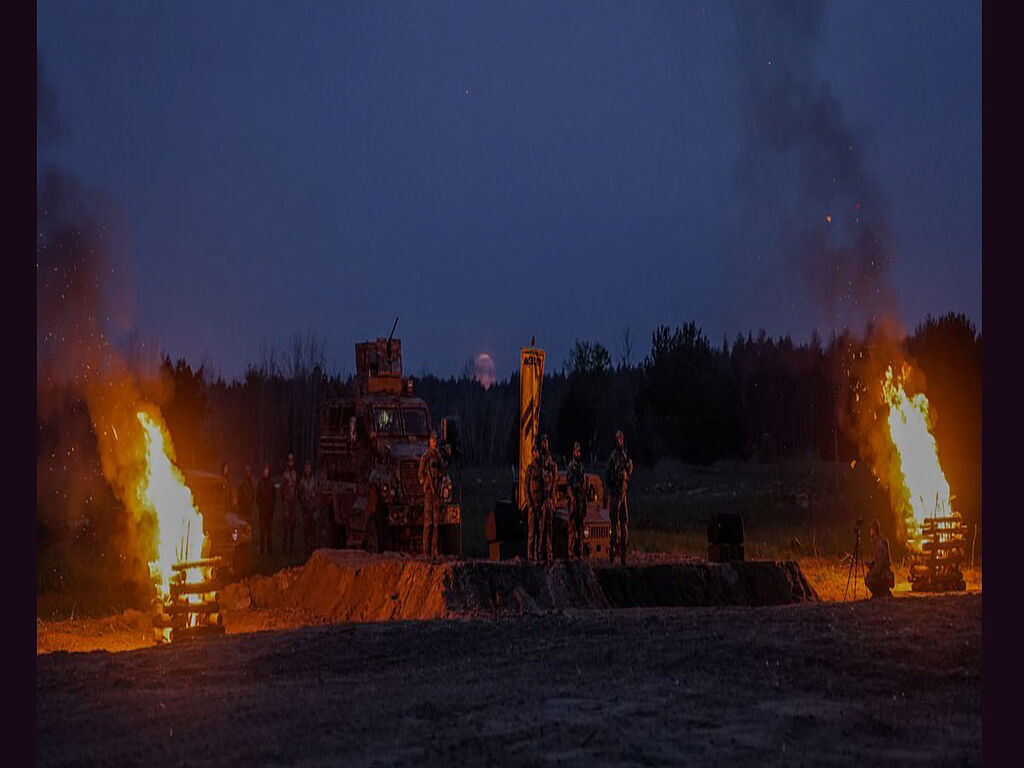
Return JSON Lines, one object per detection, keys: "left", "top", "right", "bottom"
{"left": 183, "top": 469, "right": 253, "bottom": 580}
{"left": 486, "top": 343, "right": 611, "bottom": 560}
{"left": 316, "top": 328, "right": 462, "bottom": 555}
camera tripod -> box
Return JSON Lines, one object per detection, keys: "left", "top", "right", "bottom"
{"left": 844, "top": 524, "right": 865, "bottom": 601}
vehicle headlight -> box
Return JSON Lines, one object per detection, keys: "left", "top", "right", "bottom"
{"left": 232, "top": 528, "right": 239, "bottom": 542}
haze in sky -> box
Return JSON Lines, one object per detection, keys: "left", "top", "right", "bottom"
{"left": 37, "top": 1, "right": 981, "bottom": 380}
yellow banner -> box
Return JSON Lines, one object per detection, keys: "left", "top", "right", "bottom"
{"left": 518, "top": 346, "right": 545, "bottom": 509}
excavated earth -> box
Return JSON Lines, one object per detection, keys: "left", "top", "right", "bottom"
{"left": 36, "top": 551, "right": 817, "bottom": 654}
{"left": 225, "top": 549, "right": 818, "bottom": 622}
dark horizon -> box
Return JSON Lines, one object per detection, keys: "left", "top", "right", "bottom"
{"left": 37, "top": 1, "right": 981, "bottom": 382}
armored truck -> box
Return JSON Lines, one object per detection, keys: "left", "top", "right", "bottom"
{"left": 183, "top": 469, "right": 253, "bottom": 580}
{"left": 316, "top": 336, "right": 462, "bottom": 556}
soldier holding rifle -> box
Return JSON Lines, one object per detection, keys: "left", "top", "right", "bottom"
{"left": 418, "top": 430, "right": 445, "bottom": 559}
{"left": 537, "top": 434, "right": 558, "bottom": 563}
{"left": 524, "top": 445, "right": 544, "bottom": 561}
{"left": 566, "top": 441, "right": 587, "bottom": 560}
{"left": 605, "top": 430, "right": 634, "bottom": 565}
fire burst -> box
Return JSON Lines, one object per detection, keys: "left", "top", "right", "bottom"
{"left": 881, "top": 365, "right": 952, "bottom": 550}
{"left": 135, "top": 410, "right": 206, "bottom": 597}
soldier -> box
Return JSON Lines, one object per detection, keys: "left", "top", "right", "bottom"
{"left": 237, "top": 464, "right": 255, "bottom": 522}
{"left": 524, "top": 445, "right": 545, "bottom": 561}
{"left": 281, "top": 453, "right": 298, "bottom": 559}
{"left": 538, "top": 434, "right": 558, "bottom": 562}
{"left": 299, "top": 460, "right": 318, "bottom": 556}
{"left": 605, "top": 430, "right": 634, "bottom": 565}
{"left": 417, "top": 431, "right": 444, "bottom": 559}
{"left": 566, "top": 441, "right": 587, "bottom": 560}
{"left": 864, "top": 519, "right": 895, "bottom": 598}
{"left": 256, "top": 463, "right": 276, "bottom": 557}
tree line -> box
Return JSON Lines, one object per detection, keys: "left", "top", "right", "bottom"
{"left": 158, "top": 312, "right": 980, "bottom": 478}
{"left": 36, "top": 312, "right": 980, "bottom": 600}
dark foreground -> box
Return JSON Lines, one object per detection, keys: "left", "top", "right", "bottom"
{"left": 37, "top": 594, "right": 980, "bottom": 767}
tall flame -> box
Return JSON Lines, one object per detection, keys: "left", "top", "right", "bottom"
{"left": 135, "top": 409, "right": 205, "bottom": 596}
{"left": 881, "top": 365, "right": 952, "bottom": 550}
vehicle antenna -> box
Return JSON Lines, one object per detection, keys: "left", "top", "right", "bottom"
{"left": 387, "top": 315, "right": 399, "bottom": 358}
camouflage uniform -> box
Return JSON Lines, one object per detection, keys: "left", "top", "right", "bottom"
{"left": 299, "top": 468, "right": 318, "bottom": 553}
{"left": 524, "top": 454, "right": 545, "bottom": 561}
{"left": 281, "top": 463, "right": 298, "bottom": 557}
{"left": 539, "top": 446, "right": 558, "bottom": 562}
{"left": 418, "top": 444, "right": 445, "bottom": 558}
{"left": 605, "top": 444, "right": 634, "bottom": 565}
{"left": 566, "top": 457, "right": 587, "bottom": 560}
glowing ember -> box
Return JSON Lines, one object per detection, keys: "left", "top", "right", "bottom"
{"left": 881, "top": 365, "right": 952, "bottom": 551}
{"left": 135, "top": 409, "right": 206, "bottom": 597}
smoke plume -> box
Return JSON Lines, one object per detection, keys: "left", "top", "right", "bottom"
{"left": 731, "top": 0, "right": 898, "bottom": 334}
{"left": 36, "top": 53, "right": 169, "bottom": 603}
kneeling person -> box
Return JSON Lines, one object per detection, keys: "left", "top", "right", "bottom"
{"left": 864, "top": 519, "right": 895, "bottom": 598}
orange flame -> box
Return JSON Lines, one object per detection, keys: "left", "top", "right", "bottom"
{"left": 134, "top": 409, "right": 206, "bottom": 597}
{"left": 881, "top": 365, "right": 952, "bottom": 550}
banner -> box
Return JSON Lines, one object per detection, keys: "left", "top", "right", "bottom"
{"left": 518, "top": 346, "right": 545, "bottom": 509}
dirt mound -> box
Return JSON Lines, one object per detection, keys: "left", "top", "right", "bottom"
{"left": 596, "top": 560, "right": 817, "bottom": 607}
{"left": 222, "top": 550, "right": 816, "bottom": 624}
{"left": 225, "top": 550, "right": 449, "bottom": 621}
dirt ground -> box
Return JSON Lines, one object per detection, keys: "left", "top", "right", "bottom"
{"left": 37, "top": 592, "right": 980, "bottom": 767}
{"left": 34, "top": 554, "right": 980, "bottom": 655}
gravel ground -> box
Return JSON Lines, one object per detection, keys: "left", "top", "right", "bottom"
{"left": 37, "top": 593, "right": 980, "bottom": 767}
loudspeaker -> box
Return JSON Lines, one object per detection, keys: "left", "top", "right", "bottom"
{"left": 707, "top": 513, "right": 745, "bottom": 562}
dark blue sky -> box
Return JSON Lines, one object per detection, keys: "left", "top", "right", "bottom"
{"left": 37, "top": 1, "right": 981, "bottom": 380}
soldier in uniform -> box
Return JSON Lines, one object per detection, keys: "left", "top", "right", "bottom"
{"left": 566, "top": 441, "right": 587, "bottom": 560}
{"left": 299, "top": 460, "right": 318, "bottom": 556}
{"left": 524, "top": 445, "right": 545, "bottom": 561}
{"left": 864, "top": 519, "right": 895, "bottom": 598}
{"left": 281, "top": 453, "right": 298, "bottom": 559}
{"left": 605, "top": 430, "right": 634, "bottom": 565}
{"left": 538, "top": 434, "right": 558, "bottom": 562}
{"left": 237, "top": 464, "right": 255, "bottom": 522}
{"left": 255, "top": 463, "right": 276, "bottom": 557}
{"left": 417, "top": 431, "right": 444, "bottom": 559}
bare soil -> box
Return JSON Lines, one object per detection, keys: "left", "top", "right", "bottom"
{"left": 37, "top": 592, "right": 980, "bottom": 767}
{"left": 36, "top": 551, "right": 817, "bottom": 654}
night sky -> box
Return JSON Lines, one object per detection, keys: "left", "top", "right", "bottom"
{"left": 37, "top": 1, "right": 981, "bottom": 381}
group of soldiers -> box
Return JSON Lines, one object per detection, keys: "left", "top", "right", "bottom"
{"left": 524, "top": 429, "right": 634, "bottom": 565}
{"left": 224, "top": 426, "right": 636, "bottom": 565}
{"left": 230, "top": 453, "right": 321, "bottom": 561}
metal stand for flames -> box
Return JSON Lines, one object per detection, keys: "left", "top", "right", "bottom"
{"left": 152, "top": 524, "right": 226, "bottom": 644}
{"left": 910, "top": 505, "right": 968, "bottom": 593}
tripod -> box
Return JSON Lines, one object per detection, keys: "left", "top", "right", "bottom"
{"left": 844, "top": 525, "right": 865, "bottom": 601}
